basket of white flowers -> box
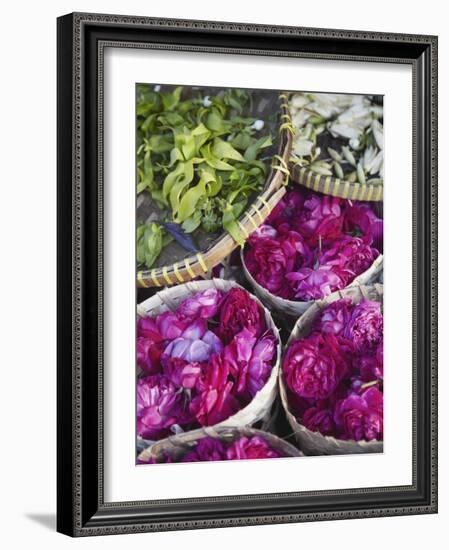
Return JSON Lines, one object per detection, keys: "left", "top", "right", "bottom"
{"left": 288, "top": 93, "right": 384, "bottom": 201}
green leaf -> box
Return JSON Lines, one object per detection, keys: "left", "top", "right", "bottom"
{"left": 222, "top": 203, "right": 245, "bottom": 246}
{"left": 244, "top": 134, "right": 272, "bottom": 161}
{"left": 176, "top": 178, "right": 207, "bottom": 222}
{"left": 212, "top": 138, "right": 244, "bottom": 161}
{"left": 205, "top": 111, "right": 230, "bottom": 133}
{"left": 137, "top": 223, "right": 164, "bottom": 269}
{"left": 168, "top": 161, "right": 195, "bottom": 214}
{"left": 182, "top": 210, "right": 202, "bottom": 233}
{"left": 161, "top": 86, "right": 183, "bottom": 111}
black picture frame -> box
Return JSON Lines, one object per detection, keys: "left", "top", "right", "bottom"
{"left": 57, "top": 12, "right": 438, "bottom": 537}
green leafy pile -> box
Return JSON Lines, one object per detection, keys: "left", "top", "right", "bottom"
{"left": 136, "top": 85, "right": 273, "bottom": 269}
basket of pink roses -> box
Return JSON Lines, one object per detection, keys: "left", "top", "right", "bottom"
{"left": 136, "top": 279, "right": 281, "bottom": 457}
{"left": 241, "top": 187, "right": 383, "bottom": 318}
{"left": 138, "top": 426, "right": 302, "bottom": 463}
{"left": 279, "top": 284, "right": 383, "bottom": 455}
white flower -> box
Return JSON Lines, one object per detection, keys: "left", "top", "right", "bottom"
{"left": 251, "top": 119, "right": 264, "bottom": 131}
{"left": 203, "top": 96, "right": 212, "bottom": 107}
{"left": 293, "top": 138, "right": 314, "bottom": 157}
{"left": 154, "top": 85, "right": 161, "bottom": 92}
{"left": 292, "top": 109, "right": 310, "bottom": 129}
{"left": 371, "top": 120, "right": 384, "bottom": 150}
{"left": 349, "top": 138, "right": 361, "bottom": 150}
{"left": 290, "top": 94, "right": 310, "bottom": 110}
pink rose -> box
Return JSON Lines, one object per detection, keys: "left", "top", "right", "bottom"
{"left": 225, "top": 436, "right": 283, "bottom": 460}
{"left": 218, "top": 288, "right": 266, "bottom": 344}
{"left": 313, "top": 298, "right": 353, "bottom": 335}
{"left": 283, "top": 333, "right": 351, "bottom": 400}
{"left": 334, "top": 386, "right": 383, "bottom": 441}
{"left": 176, "top": 288, "right": 223, "bottom": 322}
{"left": 344, "top": 300, "right": 383, "bottom": 353}
{"left": 295, "top": 194, "right": 344, "bottom": 246}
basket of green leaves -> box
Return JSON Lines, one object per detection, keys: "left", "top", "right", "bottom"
{"left": 136, "top": 85, "right": 292, "bottom": 288}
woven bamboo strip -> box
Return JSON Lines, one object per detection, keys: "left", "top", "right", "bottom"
{"left": 290, "top": 161, "right": 383, "bottom": 202}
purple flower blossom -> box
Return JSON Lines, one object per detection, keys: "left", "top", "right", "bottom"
{"left": 181, "top": 437, "right": 227, "bottom": 462}
{"left": 218, "top": 288, "right": 266, "bottom": 344}
{"left": 295, "top": 194, "right": 344, "bottom": 247}
{"left": 226, "top": 435, "right": 283, "bottom": 460}
{"left": 344, "top": 300, "right": 383, "bottom": 353}
{"left": 320, "top": 235, "right": 379, "bottom": 278}
{"left": 286, "top": 265, "right": 347, "bottom": 301}
{"left": 137, "top": 375, "right": 185, "bottom": 440}
{"left": 155, "top": 311, "right": 187, "bottom": 340}
{"left": 283, "top": 333, "right": 351, "bottom": 400}
{"left": 302, "top": 405, "right": 337, "bottom": 437}
{"left": 313, "top": 298, "right": 353, "bottom": 335}
{"left": 223, "top": 328, "right": 276, "bottom": 399}
{"left": 190, "top": 354, "right": 240, "bottom": 426}
{"left": 334, "top": 386, "right": 383, "bottom": 441}
{"left": 176, "top": 289, "right": 223, "bottom": 322}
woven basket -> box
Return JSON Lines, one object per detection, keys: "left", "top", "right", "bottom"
{"left": 137, "top": 279, "right": 281, "bottom": 446}
{"left": 279, "top": 283, "right": 384, "bottom": 455}
{"left": 138, "top": 426, "right": 302, "bottom": 463}
{"left": 288, "top": 94, "right": 383, "bottom": 201}
{"left": 290, "top": 162, "right": 383, "bottom": 202}
{"left": 137, "top": 90, "right": 293, "bottom": 288}
{"left": 241, "top": 247, "right": 383, "bottom": 319}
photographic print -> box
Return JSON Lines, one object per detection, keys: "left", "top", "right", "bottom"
{"left": 57, "top": 13, "right": 437, "bottom": 535}
{"left": 135, "top": 84, "right": 384, "bottom": 464}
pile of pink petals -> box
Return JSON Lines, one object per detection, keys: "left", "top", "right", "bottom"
{"left": 283, "top": 298, "right": 383, "bottom": 441}
{"left": 139, "top": 434, "right": 286, "bottom": 464}
{"left": 137, "top": 287, "right": 277, "bottom": 441}
{"left": 244, "top": 188, "right": 383, "bottom": 301}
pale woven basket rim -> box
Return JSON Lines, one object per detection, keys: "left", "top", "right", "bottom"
{"left": 279, "top": 283, "right": 384, "bottom": 454}
{"left": 137, "top": 278, "right": 282, "bottom": 452}
{"left": 289, "top": 161, "right": 383, "bottom": 202}
{"left": 138, "top": 426, "right": 303, "bottom": 463}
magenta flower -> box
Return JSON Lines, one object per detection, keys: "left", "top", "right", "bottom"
{"left": 295, "top": 194, "right": 344, "bottom": 246}
{"left": 320, "top": 235, "right": 379, "bottom": 278}
{"left": 344, "top": 300, "right": 383, "bottom": 353}
{"left": 163, "top": 357, "right": 203, "bottom": 389}
{"left": 155, "top": 311, "right": 187, "bottom": 340}
{"left": 313, "top": 298, "right": 353, "bottom": 335}
{"left": 137, "top": 375, "right": 185, "bottom": 440}
{"left": 250, "top": 223, "right": 278, "bottom": 239}
{"left": 302, "top": 405, "right": 337, "bottom": 437}
{"left": 344, "top": 203, "right": 383, "bottom": 250}
{"left": 136, "top": 336, "right": 164, "bottom": 374}
{"left": 190, "top": 354, "right": 240, "bottom": 426}
{"left": 217, "top": 288, "right": 266, "bottom": 344}
{"left": 138, "top": 316, "right": 161, "bottom": 340}
{"left": 226, "top": 436, "right": 283, "bottom": 460}
{"left": 286, "top": 264, "right": 347, "bottom": 301}
{"left": 176, "top": 289, "right": 223, "bottom": 322}
{"left": 358, "top": 343, "right": 384, "bottom": 381}
{"left": 181, "top": 437, "right": 227, "bottom": 462}
{"left": 245, "top": 228, "right": 310, "bottom": 299}
{"left": 334, "top": 386, "right": 383, "bottom": 441}
{"left": 266, "top": 189, "right": 305, "bottom": 230}
{"left": 224, "top": 328, "right": 276, "bottom": 399}
{"left": 283, "top": 333, "right": 351, "bottom": 400}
